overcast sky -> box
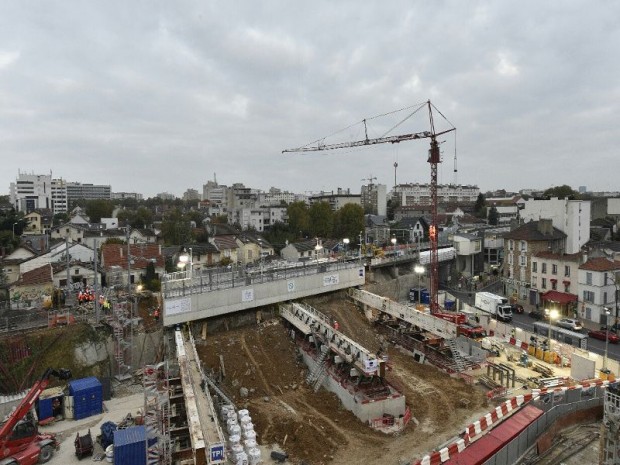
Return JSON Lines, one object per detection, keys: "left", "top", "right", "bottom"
{"left": 1, "top": 1, "right": 619, "bottom": 199}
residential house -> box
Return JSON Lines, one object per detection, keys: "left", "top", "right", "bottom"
{"left": 502, "top": 219, "right": 567, "bottom": 306}
{"left": 520, "top": 197, "right": 591, "bottom": 254}
{"left": 52, "top": 262, "right": 99, "bottom": 288}
{"left": 210, "top": 235, "right": 240, "bottom": 264}
{"left": 280, "top": 239, "right": 329, "bottom": 262}
{"left": 578, "top": 257, "right": 620, "bottom": 324}
{"left": 236, "top": 235, "right": 274, "bottom": 266}
{"left": 22, "top": 209, "right": 53, "bottom": 235}
{"left": 9, "top": 264, "right": 53, "bottom": 305}
{"left": 531, "top": 251, "right": 582, "bottom": 318}
{"left": 101, "top": 243, "right": 165, "bottom": 288}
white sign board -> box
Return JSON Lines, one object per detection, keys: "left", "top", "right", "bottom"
{"left": 323, "top": 274, "right": 340, "bottom": 286}
{"left": 242, "top": 288, "right": 255, "bottom": 302}
{"left": 165, "top": 297, "right": 191, "bottom": 316}
{"left": 287, "top": 280, "right": 296, "bottom": 292}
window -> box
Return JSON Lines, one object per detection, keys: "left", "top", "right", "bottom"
{"left": 552, "top": 264, "right": 557, "bottom": 275}
{"left": 541, "top": 278, "right": 547, "bottom": 289}
{"left": 551, "top": 280, "right": 557, "bottom": 290}
{"left": 509, "top": 240, "right": 514, "bottom": 251}
{"left": 564, "top": 266, "right": 570, "bottom": 277}
{"left": 564, "top": 284, "right": 570, "bottom": 293}
{"left": 583, "top": 290, "right": 595, "bottom": 303}
{"left": 520, "top": 256, "right": 526, "bottom": 266}
{"left": 586, "top": 272, "right": 592, "bottom": 285}
{"left": 542, "top": 263, "right": 547, "bottom": 273}
{"left": 604, "top": 292, "right": 609, "bottom": 304}
{"left": 520, "top": 241, "right": 526, "bottom": 251}
{"left": 532, "top": 262, "right": 537, "bottom": 273}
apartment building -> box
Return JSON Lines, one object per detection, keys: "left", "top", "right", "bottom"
{"left": 392, "top": 183, "right": 479, "bottom": 206}
{"left": 361, "top": 183, "right": 387, "bottom": 216}
{"left": 578, "top": 257, "right": 620, "bottom": 324}
{"left": 520, "top": 197, "right": 591, "bottom": 254}
{"left": 309, "top": 188, "right": 361, "bottom": 211}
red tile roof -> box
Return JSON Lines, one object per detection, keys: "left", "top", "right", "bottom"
{"left": 579, "top": 257, "right": 620, "bottom": 272}
{"left": 101, "top": 243, "right": 164, "bottom": 270}
{"left": 212, "top": 235, "right": 239, "bottom": 251}
{"left": 19, "top": 264, "right": 53, "bottom": 286}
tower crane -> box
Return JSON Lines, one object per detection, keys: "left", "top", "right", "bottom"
{"left": 361, "top": 175, "right": 377, "bottom": 185}
{"left": 283, "top": 100, "right": 455, "bottom": 313}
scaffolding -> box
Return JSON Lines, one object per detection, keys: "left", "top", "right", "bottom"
{"left": 143, "top": 362, "right": 172, "bottom": 465}
{"left": 110, "top": 300, "right": 132, "bottom": 380}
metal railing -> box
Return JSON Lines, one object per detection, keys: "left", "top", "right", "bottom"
{"left": 162, "top": 259, "right": 361, "bottom": 299}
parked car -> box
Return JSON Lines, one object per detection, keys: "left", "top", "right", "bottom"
{"left": 557, "top": 318, "right": 583, "bottom": 332}
{"left": 528, "top": 309, "right": 547, "bottom": 320}
{"left": 511, "top": 304, "right": 524, "bottom": 314}
{"left": 588, "top": 329, "right": 620, "bottom": 344}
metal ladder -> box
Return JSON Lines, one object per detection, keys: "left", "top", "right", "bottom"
{"left": 306, "top": 343, "right": 331, "bottom": 391}
{"left": 445, "top": 338, "right": 467, "bottom": 372}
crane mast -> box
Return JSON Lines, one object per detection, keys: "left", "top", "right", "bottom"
{"left": 283, "top": 100, "right": 455, "bottom": 313}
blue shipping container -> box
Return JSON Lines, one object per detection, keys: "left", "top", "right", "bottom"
{"left": 421, "top": 290, "right": 430, "bottom": 304}
{"left": 445, "top": 300, "right": 455, "bottom": 310}
{"left": 69, "top": 377, "right": 103, "bottom": 420}
{"left": 114, "top": 426, "right": 157, "bottom": 465}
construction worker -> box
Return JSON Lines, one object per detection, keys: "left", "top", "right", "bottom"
{"left": 333, "top": 320, "right": 340, "bottom": 331}
{"left": 153, "top": 307, "right": 160, "bottom": 322}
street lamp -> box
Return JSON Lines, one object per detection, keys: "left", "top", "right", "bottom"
{"left": 342, "top": 238, "right": 350, "bottom": 261}
{"left": 391, "top": 236, "right": 397, "bottom": 254}
{"left": 605, "top": 274, "right": 619, "bottom": 335}
{"left": 414, "top": 265, "right": 425, "bottom": 304}
{"left": 12, "top": 222, "right": 17, "bottom": 239}
{"left": 603, "top": 307, "right": 611, "bottom": 372}
{"left": 177, "top": 247, "right": 193, "bottom": 277}
{"left": 314, "top": 238, "right": 322, "bottom": 265}
{"left": 359, "top": 231, "right": 363, "bottom": 265}
{"left": 547, "top": 308, "right": 559, "bottom": 350}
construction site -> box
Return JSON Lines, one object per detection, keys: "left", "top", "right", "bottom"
{"left": 1, "top": 102, "right": 619, "bottom": 465}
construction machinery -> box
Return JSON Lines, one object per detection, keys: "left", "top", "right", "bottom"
{"left": 0, "top": 367, "right": 72, "bottom": 464}
{"left": 284, "top": 100, "right": 455, "bottom": 314}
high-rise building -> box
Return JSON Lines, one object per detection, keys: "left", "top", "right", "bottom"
{"left": 361, "top": 183, "right": 387, "bottom": 216}
{"left": 392, "top": 183, "right": 479, "bottom": 206}
{"left": 10, "top": 171, "right": 56, "bottom": 213}
{"left": 66, "top": 182, "right": 111, "bottom": 202}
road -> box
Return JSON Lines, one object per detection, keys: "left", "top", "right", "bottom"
{"left": 440, "top": 284, "right": 620, "bottom": 362}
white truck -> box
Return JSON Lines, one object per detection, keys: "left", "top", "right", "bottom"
{"left": 474, "top": 291, "right": 513, "bottom": 322}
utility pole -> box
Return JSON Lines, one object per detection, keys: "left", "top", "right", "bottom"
{"left": 93, "top": 238, "right": 100, "bottom": 323}
{"left": 65, "top": 237, "right": 72, "bottom": 307}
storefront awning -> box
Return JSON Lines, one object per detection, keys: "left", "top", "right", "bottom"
{"left": 541, "top": 290, "right": 578, "bottom": 304}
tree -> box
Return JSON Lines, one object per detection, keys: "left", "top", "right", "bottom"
{"left": 287, "top": 201, "right": 310, "bottom": 238}
{"left": 333, "top": 204, "right": 364, "bottom": 241}
{"left": 543, "top": 185, "right": 579, "bottom": 200}
{"left": 474, "top": 193, "right": 486, "bottom": 218}
{"left": 488, "top": 205, "right": 499, "bottom": 225}
{"left": 308, "top": 202, "right": 334, "bottom": 238}
{"left": 160, "top": 208, "right": 192, "bottom": 245}
{"left": 52, "top": 212, "right": 69, "bottom": 226}
{"left": 85, "top": 199, "right": 114, "bottom": 223}
{"left": 386, "top": 196, "right": 401, "bottom": 222}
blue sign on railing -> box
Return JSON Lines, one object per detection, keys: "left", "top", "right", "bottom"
{"left": 210, "top": 443, "right": 225, "bottom": 463}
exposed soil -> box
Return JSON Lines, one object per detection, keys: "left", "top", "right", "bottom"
{"left": 196, "top": 294, "right": 490, "bottom": 465}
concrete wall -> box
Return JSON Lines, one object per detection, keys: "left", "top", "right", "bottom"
{"left": 163, "top": 266, "right": 365, "bottom": 326}
{"left": 300, "top": 350, "right": 406, "bottom": 424}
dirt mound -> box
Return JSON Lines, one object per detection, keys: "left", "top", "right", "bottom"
{"left": 197, "top": 294, "right": 490, "bottom": 465}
